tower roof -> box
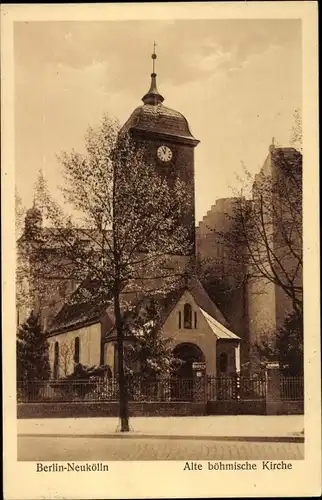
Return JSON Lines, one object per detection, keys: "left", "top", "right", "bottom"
{"left": 141, "top": 74, "right": 164, "bottom": 106}
{"left": 121, "top": 104, "right": 197, "bottom": 142}
{"left": 141, "top": 42, "right": 164, "bottom": 106}
{"left": 120, "top": 45, "right": 198, "bottom": 145}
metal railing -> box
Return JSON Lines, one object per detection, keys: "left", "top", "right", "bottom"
{"left": 17, "top": 375, "right": 304, "bottom": 403}
{"left": 280, "top": 376, "right": 304, "bottom": 400}
{"left": 17, "top": 378, "right": 119, "bottom": 403}
{"left": 17, "top": 377, "right": 196, "bottom": 403}
{"left": 207, "top": 375, "right": 266, "bottom": 401}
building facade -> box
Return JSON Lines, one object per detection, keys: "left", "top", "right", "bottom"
{"left": 46, "top": 278, "right": 241, "bottom": 379}
{"left": 17, "top": 50, "right": 242, "bottom": 380}
{"left": 246, "top": 143, "right": 302, "bottom": 345}
{"left": 17, "top": 52, "right": 302, "bottom": 379}
{"left": 196, "top": 142, "right": 302, "bottom": 364}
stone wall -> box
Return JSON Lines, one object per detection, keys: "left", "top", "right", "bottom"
{"left": 207, "top": 400, "right": 303, "bottom": 416}
{"left": 207, "top": 400, "right": 266, "bottom": 415}
{"left": 17, "top": 399, "right": 303, "bottom": 419}
{"left": 18, "top": 401, "right": 207, "bottom": 419}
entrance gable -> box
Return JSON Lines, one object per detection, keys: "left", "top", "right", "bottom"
{"left": 162, "top": 290, "right": 218, "bottom": 373}
{"left": 163, "top": 289, "right": 215, "bottom": 334}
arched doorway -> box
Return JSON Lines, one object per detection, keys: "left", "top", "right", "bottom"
{"left": 173, "top": 343, "right": 205, "bottom": 378}
{"left": 218, "top": 352, "right": 228, "bottom": 374}
{"left": 172, "top": 343, "right": 205, "bottom": 401}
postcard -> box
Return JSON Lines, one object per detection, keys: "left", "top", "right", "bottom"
{"left": 1, "top": 2, "right": 320, "bottom": 499}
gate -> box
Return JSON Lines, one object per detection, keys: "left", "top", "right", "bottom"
{"left": 207, "top": 374, "right": 267, "bottom": 401}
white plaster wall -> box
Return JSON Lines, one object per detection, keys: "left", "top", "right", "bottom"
{"left": 47, "top": 322, "right": 101, "bottom": 378}
{"left": 104, "top": 342, "right": 115, "bottom": 368}
{"left": 162, "top": 290, "right": 217, "bottom": 373}
{"left": 247, "top": 150, "right": 277, "bottom": 344}
{"left": 216, "top": 342, "right": 239, "bottom": 374}
{"left": 247, "top": 276, "right": 276, "bottom": 344}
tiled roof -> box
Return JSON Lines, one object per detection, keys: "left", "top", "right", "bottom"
{"left": 271, "top": 147, "right": 302, "bottom": 160}
{"left": 200, "top": 308, "right": 240, "bottom": 341}
{"left": 103, "top": 275, "right": 230, "bottom": 340}
{"left": 48, "top": 274, "right": 231, "bottom": 338}
{"left": 120, "top": 103, "right": 197, "bottom": 141}
{"left": 186, "top": 276, "right": 229, "bottom": 327}
{"left": 47, "top": 281, "right": 111, "bottom": 334}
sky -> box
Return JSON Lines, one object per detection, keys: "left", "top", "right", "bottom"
{"left": 15, "top": 19, "right": 302, "bottom": 225}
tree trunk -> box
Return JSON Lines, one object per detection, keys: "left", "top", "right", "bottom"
{"left": 114, "top": 288, "right": 130, "bottom": 432}
{"left": 113, "top": 159, "right": 129, "bottom": 431}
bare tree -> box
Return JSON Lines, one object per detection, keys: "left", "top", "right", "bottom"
{"left": 59, "top": 341, "right": 75, "bottom": 378}
{"left": 197, "top": 109, "right": 303, "bottom": 329}
{"left": 15, "top": 189, "right": 26, "bottom": 236}
{"left": 217, "top": 148, "right": 302, "bottom": 322}
{"left": 25, "top": 114, "right": 192, "bottom": 431}
{"left": 290, "top": 108, "right": 302, "bottom": 153}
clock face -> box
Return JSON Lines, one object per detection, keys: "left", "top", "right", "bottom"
{"left": 157, "top": 145, "right": 173, "bottom": 163}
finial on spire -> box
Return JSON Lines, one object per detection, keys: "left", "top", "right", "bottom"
{"left": 269, "top": 137, "right": 276, "bottom": 153}
{"left": 152, "top": 41, "right": 157, "bottom": 74}
{"left": 142, "top": 42, "right": 164, "bottom": 106}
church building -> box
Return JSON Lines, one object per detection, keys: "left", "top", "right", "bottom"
{"left": 17, "top": 49, "right": 242, "bottom": 380}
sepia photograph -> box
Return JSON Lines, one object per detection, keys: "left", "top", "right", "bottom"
{"left": 2, "top": 2, "right": 320, "bottom": 499}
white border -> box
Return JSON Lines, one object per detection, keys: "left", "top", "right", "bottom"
{"left": 1, "top": 2, "right": 320, "bottom": 499}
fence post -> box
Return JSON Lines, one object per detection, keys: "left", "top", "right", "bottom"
{"left": 192, "top": 362, "right": 206, "bottom": 402}
{"left": 236, "top": 373, "right": 241, "bottom": 401}
{"left": 265, "top": 362, "right": 282, "bottom": 415}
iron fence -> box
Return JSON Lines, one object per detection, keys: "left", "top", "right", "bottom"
{"left": 240, "top": 375, "right": 267, "bottom": 400}
{"left": 127, "top": 377, "right": 194, "bottom": 402}
{"left": 17, "top": 378, "right": 119, "bottom": 403}
{"left": 207, "top": 375, "right": 266, "bottom": 401}
{"left": 280, "top": 376, "right": 304, "bottom": 400}
{"left": 17, "top": 375, "right": 304, "bottom": 403}
{"left": 17, "top": 377, "right": 195, "bottom": 403}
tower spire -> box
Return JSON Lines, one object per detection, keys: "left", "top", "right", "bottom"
{"left": 142, "top": 42, "right": 164, "bottom": 106}
{"left": 152, "top": 41, "right": 157, "bottom": 73}
{"left": 269, "top": 137, "right": 276, "bottom": 153}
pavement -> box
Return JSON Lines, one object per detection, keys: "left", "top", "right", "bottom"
{"left": 18, "top": 435, "right": 304, "bottom": 461}
{"left": 18, "top": 415, "right": 304, "bottom": 442}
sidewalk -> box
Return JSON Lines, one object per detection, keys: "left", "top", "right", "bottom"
{"left": 18, "top": 415, "right": 304, "bottom": 442}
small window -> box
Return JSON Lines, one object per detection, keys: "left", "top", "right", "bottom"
{"left": 219, "top": 352, "right": 228, "bottom": 373}
{"left": 194, "top": 311, "right": 197, "bottom": 329}
{"left": 74, "top": 337, "right": 80, "bottom": 364}
{"left": 54, "top": 342, "right": 59, "bottom": 379}
{"left": 178, "top": 311, "right": 182, "bottom": 329}
{"left": 183, "top": 303, "right": 192, "bottom": 329}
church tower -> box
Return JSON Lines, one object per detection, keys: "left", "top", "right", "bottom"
{"left": 120, "top": 45, "right": 199, "bottom": 257}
